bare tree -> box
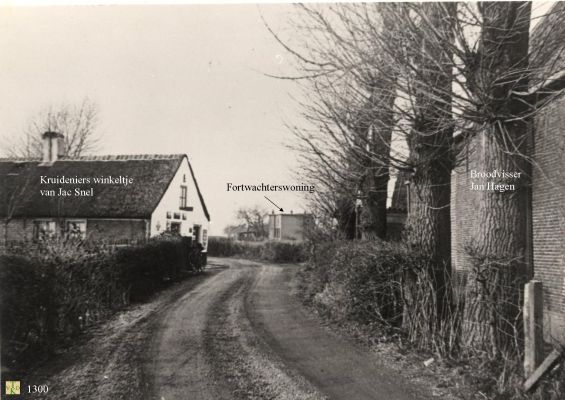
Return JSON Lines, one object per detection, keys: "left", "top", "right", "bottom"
{"left": 235, "top": 206, "right": 268, "bottom": 240}
{"left": 272, "top": 3, "right": 456, "bottom": 336}
{"left": 274, "top": 1, "right": 565, "bottom": 355}
{"left": 274, "top": 3, "right": 402, "bottom": 241}
{"left": 3, "top": 97, "right": 100, "bottom": 158}
{"left": 459, "top": 2, "right": 533, "bottom": 356}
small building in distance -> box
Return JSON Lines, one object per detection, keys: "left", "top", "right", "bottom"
{"left": 0, "top": 131, "right": 210, "bottom": 252}
{"left": 267, "top": 211, "right": 313, "bottom": 242}
{"left": 225, "top": 224, "right": 260, "bottom": 241}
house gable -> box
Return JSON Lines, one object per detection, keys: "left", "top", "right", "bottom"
{"left": 150, "top": 157, "right": 210, "bottom": 245}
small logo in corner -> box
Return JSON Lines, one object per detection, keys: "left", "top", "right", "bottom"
{"left": 5, "top": 381, "right": 21, "bottom": 395}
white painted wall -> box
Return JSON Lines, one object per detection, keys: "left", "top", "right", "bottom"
{"left": 150, "top": 156, "right": 210, "bottom": 250}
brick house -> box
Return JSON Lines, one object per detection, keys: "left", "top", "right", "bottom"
{"left": 0, "top": 132, "right": 210, "bottom": 252}
{"left": 451, "top": 5, "right": 565, "bottom": 340}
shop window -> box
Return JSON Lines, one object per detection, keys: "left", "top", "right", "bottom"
{"left": 33, "top": 220, "right": 57, "bottom": 240}
{"left": 65, "top": 220, "right": 87, "bottom": 239}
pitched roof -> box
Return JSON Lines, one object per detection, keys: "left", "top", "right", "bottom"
{"left": 0, "top": 154, "right": 210, "bottom": 221}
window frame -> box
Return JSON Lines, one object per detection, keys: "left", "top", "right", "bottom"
{"left": 33, "top": 219, "right": 57, "bottom": 240}
{"left": 180, "top": 185, "right": 188, "bottom": 208}
{"left": 170, "top": 221, "right": 181, "bottom": 234}
{"left": 65, "top": 219, "right": 87, "bottom": 239}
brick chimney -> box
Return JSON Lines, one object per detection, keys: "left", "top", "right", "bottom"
{"left": 40, "top": 131, "right": 65, "bottom": 165}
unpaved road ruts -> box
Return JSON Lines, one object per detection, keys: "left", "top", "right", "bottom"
{"left": 27, "top": 258, "right": 437, "bottom": 400}
{"left": 148, "top": 258, "right": 433, "bottom": 400}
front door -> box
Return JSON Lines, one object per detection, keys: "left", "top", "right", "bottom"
{"left": 193, "top": 225, "right": 201, "bottom": 244}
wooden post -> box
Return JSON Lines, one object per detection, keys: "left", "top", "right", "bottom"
{"left": 524, "top": 348, "right": 564, "bottom": 391}
{"left": 523, "top": 280, "right": 543, "bottom": 377}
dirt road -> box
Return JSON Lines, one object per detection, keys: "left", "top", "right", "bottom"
{"left": 150, "top": 260, "right": 434, "bottom": 400}
{"left": 29, "top": 258, "right": 439, "bottom": 400}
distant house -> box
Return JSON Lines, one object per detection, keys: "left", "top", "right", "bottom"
{"left": 267, "top": 211, "right": 313, "bottom": 242}
{"left": 0, "top": 131, "right": 210, "bottom": 252}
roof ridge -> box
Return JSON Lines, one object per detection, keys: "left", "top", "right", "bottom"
{"left": 0, "top": 157, "right": 41, "bottom": 162}
{"left": 73, "top": 154, "right": 185, "bottom": 161}
{"left": 0, "top": 154, "right": 186, "bottom": 162}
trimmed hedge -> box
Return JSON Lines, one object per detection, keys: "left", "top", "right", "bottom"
{"left": 207, "top": 237, "right": 307, "bottom": 263}
{"left": 0, "top": 236, "right": 198, "bottom": 371}
{"left": 207, "top": 237, "right": 246, "bottom": 257}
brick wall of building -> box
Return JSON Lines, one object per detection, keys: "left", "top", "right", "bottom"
{"left": 449, "top": 3, "right": 565, "bottom": 340}
{"left": 86, "top": 219, "right": 149, "bottom": 242}
{"left": 531, "top": 97, "right": 565, "bottom": 340}
{"left": 280, "top": 214, "right": 307, "bottom": 242}
{"left": 450, "top": 102, "right": 565, "bottom": 340}
{"left": 1, "top": 219, "right": 35, "bottom": 243}
{"left": 0, "top": 218, "right": 148, "bottom": 245}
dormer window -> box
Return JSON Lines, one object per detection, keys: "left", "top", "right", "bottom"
{"left": 180, "top": 185, "right": 187, "bottom": 208}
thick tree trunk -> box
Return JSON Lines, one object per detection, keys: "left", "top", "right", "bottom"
{"left": 402, "top": 3, "right": 454, "bottom": 337}
{"left": 461, "top": 2, "right": 532, "bottom": 357}
{"left": 360, "top": 169, "right": 389, "bottom": 240}
{"left": 359, "top": 83, "right": 395, "bottom": 241}
{"left": 403, "top": 125, "right": 453, "bottom": 338}
{"left": 334, "top": 195, "right": 356, "bottom": 240}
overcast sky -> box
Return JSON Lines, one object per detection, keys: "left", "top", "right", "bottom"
{"left": 0, "top": 4, "right": 311, "bottom": 235}
{"left": 0, "top": 2, "right": 555, "bottom": 235}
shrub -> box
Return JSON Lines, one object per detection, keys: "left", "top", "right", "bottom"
{"left": 207, "top": 237, "right": 245, "bottom": 257}
{"left": 305, "top": 240, "right": 406, "bottom": 327}
{"left": 0, "top": 254, "right": 49, "bottom": 368}
{"left": 303, "top": 239, "right": 462, "bottom": 355}
{"left": 207, "top": 237, "right": 307, "bottom": 263}
{"left": 259, "top": 241, "right": 307, "bottom": 263}
{"left": 300, "top": 238, "right": 563, "bottom": 399}
{"left": 0, "top": 235, "right": 197, "bottom": 371}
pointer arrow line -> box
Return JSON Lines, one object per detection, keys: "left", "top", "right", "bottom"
{"left": 264, "top": 196, "right": 284, "bottom": 212}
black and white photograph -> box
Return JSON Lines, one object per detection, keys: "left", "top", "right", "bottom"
{"left": 1, "top": 1, "right": 564, "bottom": 399}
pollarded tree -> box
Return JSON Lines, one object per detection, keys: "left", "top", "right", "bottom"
{"left": 269, "top": 3, "right": 402, "bottom": 241}
{"left": 460, "top": 2, "right": 534, "bottom": 356}
{"left": 273, "top": 2, "right": 562, "bottom": 355}
{"left": 271, "top": 3, "right": 457, "bottom": 339}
